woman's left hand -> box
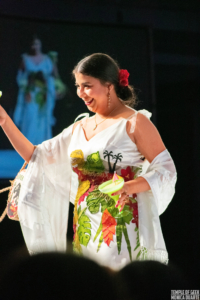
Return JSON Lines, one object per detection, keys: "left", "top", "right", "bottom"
{"left": 111, "top": 183, "right": 130, "bottom": 212}
{"left": 112, "top": 177, "right": 151, "bottom": 212}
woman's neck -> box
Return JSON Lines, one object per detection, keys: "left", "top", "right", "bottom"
{"left": 96, "top": 100, "right": 124, "bottom": 119}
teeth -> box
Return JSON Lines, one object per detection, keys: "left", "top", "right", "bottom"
{"left": 86, "top": 99, "right": 93, "bottom": 104}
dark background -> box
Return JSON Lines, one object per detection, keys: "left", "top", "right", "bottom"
{"left": 0, "top": 0, "right": 200, "bottom": 287}
{"left": 0, "top": 17, "right": 152, "bottom": 148}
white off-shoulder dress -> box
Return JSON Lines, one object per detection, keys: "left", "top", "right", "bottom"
{"left": 17, "top": 109, "right": 177, "bottom": 270}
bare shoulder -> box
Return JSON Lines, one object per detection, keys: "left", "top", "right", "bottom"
{"left": 136, "top": 111, "right": 153, "bottom": 129}
{"left": 134, "top": 112, "right": 166, "bottom": 162}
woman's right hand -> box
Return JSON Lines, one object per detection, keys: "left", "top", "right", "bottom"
{"left": 0, "top": 105, "right": 7, "bottom": 126}
{"left": 0, "top": 104, "right": 35, "bottom": 162}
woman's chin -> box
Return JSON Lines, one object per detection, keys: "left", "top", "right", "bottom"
{"left": 87, "top": 105, "right": 96, "bottom": 113}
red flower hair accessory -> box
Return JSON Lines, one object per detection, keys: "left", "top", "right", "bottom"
{"left": 119, "top": 69, "right": 129, "bottom": 87}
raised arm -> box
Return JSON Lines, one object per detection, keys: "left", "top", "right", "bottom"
{"left": 0, "top": 105, "right": 35, "bottom": 162}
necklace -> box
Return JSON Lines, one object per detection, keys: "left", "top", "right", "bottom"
{"left": 93, "top": 105, "right": 121, "bottom": 130}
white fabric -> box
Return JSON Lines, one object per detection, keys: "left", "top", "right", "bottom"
{"left": 141, "top": 149, "right": 177, "bottom": 216}
{"left": 137, "top": 150, "right": 177, "bottom": 263}
{"left": 74, "top": 112, "right": 90, "bottom": 122}
{"left": 18, "top": 109, "right": 177, "bottom": 267}
{"left": 18, "top": 124, "right": 73, "bottom": 253}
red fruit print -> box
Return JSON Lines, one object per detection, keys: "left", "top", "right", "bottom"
{"left": 73, "top": 224, "right": 77, "bottom": 240}
{"left": 73, "top": 167, "right": 113, "bottom": 186}
{"left": 121, "top": 166, "right": 135, "bottom": 182}
{"left": 102, "top": 209, "right": 117, "bottom": 246}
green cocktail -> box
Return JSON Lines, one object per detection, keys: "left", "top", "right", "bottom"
{"left": 99, "top": 173, "right": 125, "bottom": 212}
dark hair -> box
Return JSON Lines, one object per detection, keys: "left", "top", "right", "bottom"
{"left": 73, "top": 53, "right": 137, "bottom": 107}
{"left": 30, "top": 34, "right": 41, "bottom": 44}
{"left": 0, "top": 252, "right": 117, "bottom": 300}
{"left": 116, "top": 260, "right": 189, "bottom": 300}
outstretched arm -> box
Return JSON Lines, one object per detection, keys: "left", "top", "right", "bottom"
{"left": 0, "top": 105, "right": 35, "bottom": 162}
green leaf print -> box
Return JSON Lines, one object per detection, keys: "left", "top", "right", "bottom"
{"left": 84, "top": 151, "right": 105, "bottom": 173}
{"left": 77, "top": 209, "right": 91, "bottom": 247}
{"left": 107, "top": 206, "right": 119, "bottom": 218}
{"left": 97, "top": 232, "right": 103, "bottom": 252}
{"left": 108, "top": 205, "right": 132, "bottom": 224}
{"left": 116, "top": 216, "right": 132, "bottom": 260}
{"left": 129, "top": 197, "right": 137, "bottom": 203}
{"left": 122, "top": 211, "right": 133, "bottom": 224}
{"left": 136, "top": 247, "right": 147, "bottom": 260}
{"left": 93, "top": 214, "right": 103, "bottom": 253}
{"left": 100, "top": 200, "right": 108, "bottom": 212}
{"left": 116, "top": 218, "right": 123, "bottom": 255}
{"left": 77, "top": 205, "right": 81, "bottom": 216}
{"left": 86, "top": 189, "right": 114, "bottom": 214}
{"left": 86, "top": 190, "right": 101, "bottom": 214}
{"left": 93, "top": 222, "right": 103, "bottom": 242}
{"left": 133, "top": 166, "right": 142, "bottom": 179}
{"left": 134, "top": 227, "right": 140, "bottom": 251}
{"left": 123, "top": 225, "right": 132, "bottom": 261}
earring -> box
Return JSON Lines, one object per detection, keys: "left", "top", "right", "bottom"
{"left": 108, "top": 92, "right": 111, "bottom": 108}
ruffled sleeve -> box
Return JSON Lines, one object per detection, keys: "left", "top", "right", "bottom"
{"left": 141, "top": 149, "right": 177, "bottom": 215}
{"left": 136, "top": 149, "right": 177, "bottom": 262}
{"left": 18, "top": 124, "right": 74, "bottom": 254}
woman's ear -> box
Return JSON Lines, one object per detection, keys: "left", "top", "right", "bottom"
{"left": 107, "top": 83, "right": 114, "bottom": 93}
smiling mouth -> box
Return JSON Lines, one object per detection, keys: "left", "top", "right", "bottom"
{"left": 85, "top": 98, "right": 94, "bottom": 106}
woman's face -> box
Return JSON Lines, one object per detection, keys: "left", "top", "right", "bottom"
{"left": 75, "top": 73, "right": 111, "bottom": 113}
{"left": 31, "top": 39, "right": 42, "bottom": 53}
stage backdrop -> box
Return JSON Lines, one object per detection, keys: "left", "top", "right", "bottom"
{"left": 0, "top": 16, "right": 152, "bottom": 178}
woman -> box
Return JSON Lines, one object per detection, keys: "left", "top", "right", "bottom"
{"left": 13, "top": 37, "right": 57, "bottom": 144}
{"left": 0, "top": 53, "right": 176, "bottom": 270}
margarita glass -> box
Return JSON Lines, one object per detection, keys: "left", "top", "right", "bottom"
{"left": 99, "top": 172, "right": 124, "bottom": 211}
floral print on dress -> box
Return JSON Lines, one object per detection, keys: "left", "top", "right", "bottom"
{"left": 70, "top": 149, "right": 141, "bottom": 260}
